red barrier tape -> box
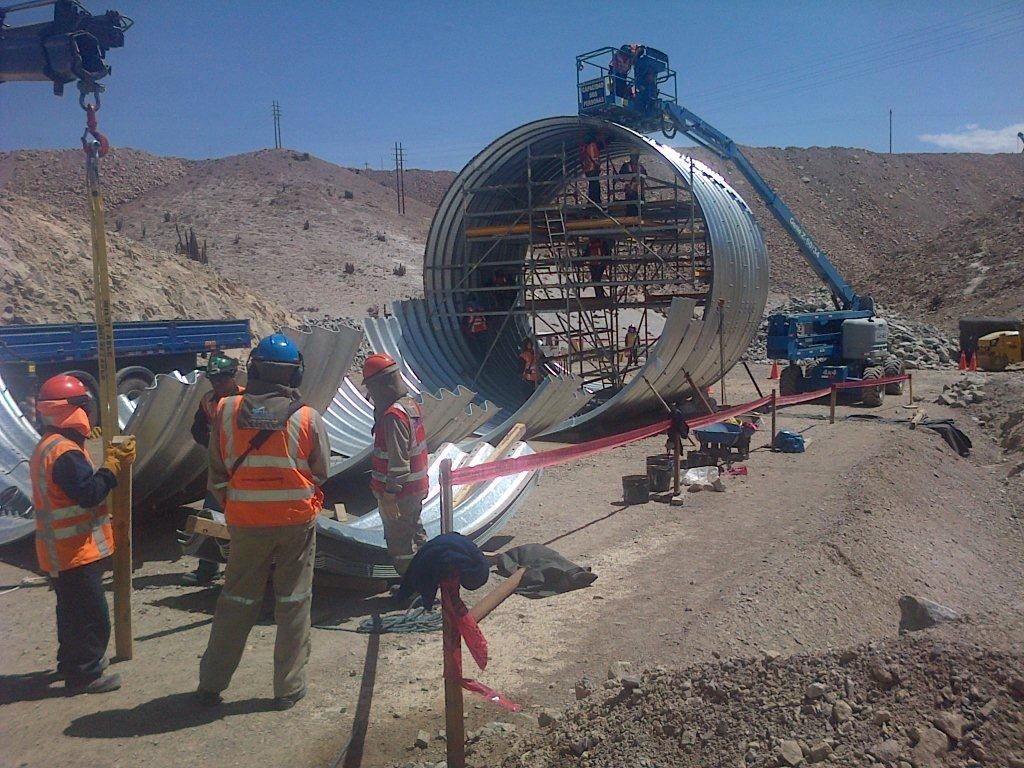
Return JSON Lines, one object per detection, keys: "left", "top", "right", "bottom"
{"left": 441, "top": 577, "right": 520, "bottom": 711}
{"left": 448, "top": 374, "right": 910, "bottom": 487}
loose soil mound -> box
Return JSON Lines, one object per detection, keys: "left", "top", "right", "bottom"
{"left": 495, "top": 636, "right": 1024, "bottom": 768}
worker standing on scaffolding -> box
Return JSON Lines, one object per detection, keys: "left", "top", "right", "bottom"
{"left": 619, "top": 151, "right": 647, "bottom": 215}
{"left": 624, "top": 324, "right": 641, "bottom": 367}
{"left": 580, "top": 132, "right": 605, "bottom": 208}
{"left": 464, "top": 294, "right": 488, "bottom": 354}
{"left": 584, "top": 237, "right": 612, "bottom": 299}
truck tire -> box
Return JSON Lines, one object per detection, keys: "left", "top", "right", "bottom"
{"left": 778, "top": 364, "right": 802, "bottom": 396}
{"left": 116, "top": 366, "right": 156, "bottom": 400}
{"left": 63, "top": 369, "right": 101, "bottom": 425}
{"left": 861, "top": 366, "right": 884, "bottom": 407}
{"left": 883, "top": 356, "right": 904, "bottom": 395}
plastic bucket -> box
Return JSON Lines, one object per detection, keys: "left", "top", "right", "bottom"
{"left": 646, "top": 455, "right": 673, "bottom": 492}
{"left": 622, "top": 474, "right": 651, "bottom": 504}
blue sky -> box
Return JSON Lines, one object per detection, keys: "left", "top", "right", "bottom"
{"left": 2, "top": 1, "right": 1022, "bottom": 169}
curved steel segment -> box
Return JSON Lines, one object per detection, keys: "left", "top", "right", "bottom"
{"left": 0, "top": 373, "right": 38, "bottom": 544}
{"left": 415, "top": 115, "right": 769, "bottom": 429}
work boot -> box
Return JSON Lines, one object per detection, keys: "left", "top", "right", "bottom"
{"left": 183, "top": 559, "right": 220, "bottom": 586}
{"left": 195, "top": 688, "right": 223, "bottom": 707}
{"left": 66, "top": 672, "right": 121, "bottom": 695}
{"left": 56, "top": 655, "right": 109, "bottom": 680}
{"left": 272, "top": 687, "right": 306, "bottom": 711}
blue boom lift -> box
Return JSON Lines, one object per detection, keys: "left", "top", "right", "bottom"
{"left": 577, "top": 46, "right": 901, "bottom": 405}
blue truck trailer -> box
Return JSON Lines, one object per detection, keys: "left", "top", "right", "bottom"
{"left": 0, "top": 318, "right": 252, "bottom": 410}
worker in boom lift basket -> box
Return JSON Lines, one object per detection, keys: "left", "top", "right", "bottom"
{"left": 362, "top": 352, "right": 429, "bottom": 576}
{"left": 182, "top": 351, "right": 244, "bottom": 586}
{"left": 31, "top": 374, "right": 136, "bottom": 694}
{"left": 197, "top": 333, "right": 330, "bottom": 711}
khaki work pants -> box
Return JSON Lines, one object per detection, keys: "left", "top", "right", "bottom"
{"left": 378, "top": 493, "right": 427, "bottom": 573}
{"left": 199, "top": 521, "right": 314, "bottom": 699}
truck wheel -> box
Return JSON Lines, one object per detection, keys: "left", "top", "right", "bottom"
{"left": 63, "top": 369, "right": 100, "bottom": 425}
{"left": 779, "top": 364, "right": 802, "bottom": 396}
{"left": 883, "top": 356, "right": 904, "bottom": 395}
{"left": 116, "top": 366, "right": 156, "bottom": 400}
{"left": 861, "top": 366, "right": 885, "bottom": 407}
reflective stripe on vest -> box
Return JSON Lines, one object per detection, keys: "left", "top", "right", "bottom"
{"left": 31, "top": 433, "right": 113, "bottom": 576}
{"left": 370, "top": 397, "right": 429, "bottom": 497}
{"left": 218, "top": 396, "right": 322, "bottom": 526}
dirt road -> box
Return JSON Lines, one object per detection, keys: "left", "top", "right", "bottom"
{"left": 2, "top": 366, "right": 1022, "bottom": 768}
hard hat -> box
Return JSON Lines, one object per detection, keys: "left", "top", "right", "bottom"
{"left": 38, "top": 374, "right": 89, "bottom": 402}
{"left": 207, "top": 351, "right": 239, "bottom": 378}
{"left": 362, "top": 352, "right": 399, "bottom": 383}
{"left": 251, "top": 333, "right": 300, "bottom": 364}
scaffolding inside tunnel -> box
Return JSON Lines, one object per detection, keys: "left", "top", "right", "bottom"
{"left": 450, "top": 137, "right": 714, "bottom": 391}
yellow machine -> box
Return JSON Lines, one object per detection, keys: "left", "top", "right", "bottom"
{"left": 976, "top": 330, "right": 1022, "bottom": 371}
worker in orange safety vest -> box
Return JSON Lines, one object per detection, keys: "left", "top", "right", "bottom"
{"left": 197, "top": 333, "right": 330, "bottom": 711}
{"left": 362, "top": 352, "right": 429, "bottom": 575}
{"left": 182, "top": 351, "right": 244, "bottom": 586}
{"left": 30, "top": 373, "right": 136, "bottom": 694}
{"left": 519, "top": 338, "right": 542, "bottom": 386}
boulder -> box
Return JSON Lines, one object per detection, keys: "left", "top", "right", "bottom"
{"left": 898, "top": 596, "right": 960, "bottom": 632}
{"left": 778, "top": 739, "right": 804, "bottom": 766}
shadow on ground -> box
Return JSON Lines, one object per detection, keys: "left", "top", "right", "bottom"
{"left": 63, "top": 691, "right": 276, "bottom": 737}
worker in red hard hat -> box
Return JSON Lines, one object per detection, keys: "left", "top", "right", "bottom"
{"left": 30, "top": 373, "right": 136, "bottom": 694}
{"left": 362, "top": 352, "right": 429, "bottom": 575}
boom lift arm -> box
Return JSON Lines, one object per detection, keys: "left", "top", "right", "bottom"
{"left": 660, "top": 102, "right": 870, "bottom": 313}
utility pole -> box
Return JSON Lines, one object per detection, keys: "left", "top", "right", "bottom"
{"left": 888, "top": 109, "right": 892, "bottom": 154}
{"left": 394, "top": 141, "right": 406, "bottom": 215}
{"left": 272, "top": 101, "right": 282, "bottom": 149}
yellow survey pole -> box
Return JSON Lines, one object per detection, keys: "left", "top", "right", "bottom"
{"left": 83, "top": 104, "right": 133, "bottom": 660}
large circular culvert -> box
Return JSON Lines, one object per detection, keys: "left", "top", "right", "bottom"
{"left": 395, "top": 116, "right": 769, "bottom": 431}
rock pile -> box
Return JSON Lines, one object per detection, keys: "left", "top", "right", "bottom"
{"left": 745, "top": 289, "right": 959, "bottom": 369}
{"left": 490, "top": 636, "right": 1024, "bottom": 768}
{"left": 936, "top": 376, "right": 986, "bottom": 408}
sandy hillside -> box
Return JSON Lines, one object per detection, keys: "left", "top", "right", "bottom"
{"left": 681, "top": 146, "right": 1024, "bottom": 301}
{"left": 110, "top": 149, "right": 434, "bottom": 317}
{"left": 352, "top": 167, "right": 457, "bottom": 208}
{"left": 0, "top": 195, "right": 295, "bottom": 336}
{"left": 875, "top": 195, "right": 1024, "bottom": 327}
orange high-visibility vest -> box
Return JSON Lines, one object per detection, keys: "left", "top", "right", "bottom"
{"left": 467, "top": 308, "right": 487, "bottom": 334}
{"left": 371, "top": 397, "right": 428, "bottom": 498}
{"left": 30, "top": 433, "right": 114, "bottom": 576}
{"left": 580, "top": 141, "right": 600, "bottom": 174}
{"left": 622, "top": 161, "right": 646, "bottom": 196}
{"left": 520, "top": 348, "right": 540, "bottom": 383}
{"left": 216, "top": 395, "right": 323, "bottom": 527}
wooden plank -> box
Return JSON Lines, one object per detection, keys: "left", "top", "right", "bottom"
{"left": 185, "top": 514, "right": 231, "bottom": 540}
{"left": 451, "top": 423, "right": 527, "bottom": 508}
{"left": 110, "top": 435, "right": 133, "bottom": 661}
{"left": 469, "top": 567, "right": 526, "bottom": 623}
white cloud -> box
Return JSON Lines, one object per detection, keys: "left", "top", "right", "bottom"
{"left": 919, "top": 122, "right": 1024, "bottom": 153}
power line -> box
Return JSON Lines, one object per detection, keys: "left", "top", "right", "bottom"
{"left": 394, "top": 141, "right": 406, "bottom": 215}
{"left": 272, "top": 101, "right": 282, "bottom": 150}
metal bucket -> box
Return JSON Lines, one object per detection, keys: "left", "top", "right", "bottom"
{"left": 622, "top": 474, "right": 651, "bottom": 504}
{"left": 646, "top": 455, "right": 673, "bottom": 492}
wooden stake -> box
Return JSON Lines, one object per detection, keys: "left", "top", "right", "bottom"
{"left": 439, "top": 459, "right": 465, "bottom": 768}
{"left": 829, "top": 385, "right": 837, "bottom": 425}
{"left": 907, "top": 373, "right": 913, "bottom": 406}
{"left": 451, "top": 423, "right": 525, "bottom": 508}
{"left": 770, "top": 389, "right": 777, "bottom": 449}
{"left": 110, "top": 435, "right": 132, "bottom": 660}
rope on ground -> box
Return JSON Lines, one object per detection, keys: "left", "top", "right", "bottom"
{"left": 314, "top": 602, "right": 443, "bottom": 635}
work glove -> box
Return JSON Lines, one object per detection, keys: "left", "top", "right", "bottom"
{"left": 89, "top": 426, "right": 102, "bottom": 439}
{"left": 101, "top": 447, "right": 121, "bottom": 476}
{"left": 114, "top": 436, "right": 137, "bottom": 466}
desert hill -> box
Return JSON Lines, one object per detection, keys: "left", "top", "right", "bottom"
{"left": 0, "top": 194, "right": 295, "bottom": 335}
{"left": 351, "top": 167, "right": 457, "bottom": 208}
{"left": 680, "top": 146, "right": 1024, "bottom": 312}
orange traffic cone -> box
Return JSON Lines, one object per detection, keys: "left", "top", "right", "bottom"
{"left": 969, "top": 353, "right": 978, "bottom": 372}
{"left": 958, "top": 351, "right": 967, "bottom": 371}
{"left": 768, "top": 361, "right": 780, "bottom": 380}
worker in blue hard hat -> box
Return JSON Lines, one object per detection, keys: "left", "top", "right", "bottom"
{"left": 197, "top": 332, "right": 331, "bottom": 711}
{"left": 182, "top": 351, "right": 244, "bottom": 586}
